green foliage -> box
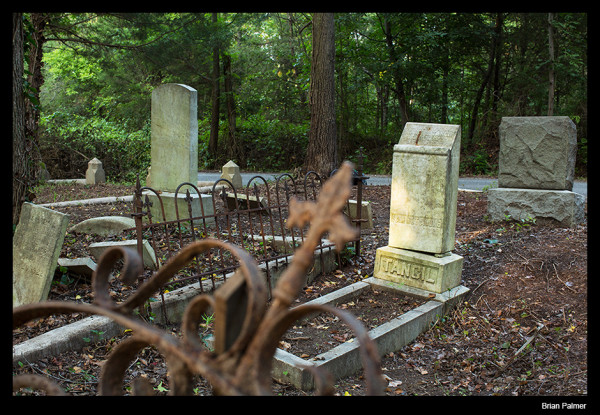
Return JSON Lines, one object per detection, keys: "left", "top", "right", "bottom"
{"left": 198, "top": 114, "right": 308, "bottom": 171}
{"left": 40, "top": 111, "right": 150, "bottom": 182}
{"left": 32, "top": 12, "right": 586, "bottom": 179}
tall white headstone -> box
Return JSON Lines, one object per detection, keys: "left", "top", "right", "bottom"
{"left": 145, "top": 84, "right": 214, "bottom": 224}
{"left": 374, "top": 123, "right": 464, "bottom": 294}
{"left": 150, "top": 83, "right": 198, "bottom": 192}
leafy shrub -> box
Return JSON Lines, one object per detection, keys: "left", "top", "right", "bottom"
{"left": 198, "top": 114, "right": 309, "bottom": 171}
{"left": 40, "top": 112, "right": 150, "bottom": 182}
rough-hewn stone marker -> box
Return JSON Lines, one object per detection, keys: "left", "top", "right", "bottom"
{"left": 497, "top": 116, "right": 577, "bottom": 191}
{"left": 13, "top": 203, "right": 70, "bottom": 307}
{"left": 145, "top": 83, "right": 214, "bottom": 224}
{"left": 488, "top": 116, "right": 584, "bottom": 227}
{"left": 373, "top": 123, "right": 464, "bottom": 294}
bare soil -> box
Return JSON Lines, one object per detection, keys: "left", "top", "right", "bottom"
{"left": 13, "top": 180, "right": 588, "bottom": 398}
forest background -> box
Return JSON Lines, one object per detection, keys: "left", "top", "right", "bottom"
{"left": 14, "top": 12, "right": 587, "bottom": 187}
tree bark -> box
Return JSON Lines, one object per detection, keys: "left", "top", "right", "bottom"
{"left": 13, "top": 13, "right": 28, "bottom": 227}
{"left": 208, "top": 13, "right": 220, "bottom": 163}
{"left": 547, "top": 12, "right": 556, "bottom": 116}
{"left": 223, "top": 53, "right": 242, "bottom": 164}
{"left": 382, "top": 15, "right": 409, "bottom": 129}
{"left": 304, "top": 13, "right": 337, "bottom": 177}
{"left": 467, "top": 13, "right": 502, "bottom": 147}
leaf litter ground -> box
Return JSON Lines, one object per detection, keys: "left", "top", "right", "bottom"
{"left": 13, "top": 181, "right": 587, "bottom": 397}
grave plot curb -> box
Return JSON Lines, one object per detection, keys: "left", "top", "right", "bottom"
{"left": 12, "top": 246, "right": 337, "bottom": 367}
{"left": 271, "top": 278, "right": 469, "bottom": 391}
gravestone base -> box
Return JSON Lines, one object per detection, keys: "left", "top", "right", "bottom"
{"left": 487, "top": 188, "right": 585, "bottom": 227}
{"left": 143, "top": 191, "right": 215, "bottom": 227}
{"left": 373, "top": 245, "right": 463, "bottom": 294}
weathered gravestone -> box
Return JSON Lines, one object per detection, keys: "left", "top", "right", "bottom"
{"left": 85, "top": 158, "right": 106, "bottom": 185}
{"left": 488, "top": 116, "right": 584, "bottom": 227}
{"left": 13, "top": 203, "right": 70, "bottom": 307}
{"left": 373, "top": 123, "right": 464, "bottom": 294}
{"left": 220, "top": 160, "right": 243, "bottom": 188}
{"left": 145, "top": 83, "right": 214, "bottom": 224}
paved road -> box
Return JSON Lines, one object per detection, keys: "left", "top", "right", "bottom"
{"left": 198, "top": 172, "right": 587, "bottom": 197}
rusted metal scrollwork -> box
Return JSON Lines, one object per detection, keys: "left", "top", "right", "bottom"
{"left": 13, "top": 162, "right": 385, "bottom": 396}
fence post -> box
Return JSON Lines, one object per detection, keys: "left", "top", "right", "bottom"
{"left": 132, "top": 176, "right": 144, "bottom": 262}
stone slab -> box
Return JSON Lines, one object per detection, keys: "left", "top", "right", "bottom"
{"left": 373, "top": 245, "right": 463, "bottom": 294}
{"left": 69, "top": 216, "right": 135, "bottom": 236}
{"left": 344, "top": 199, "right": 373, "bottom": 229}
{"left": 57, "top": 257, "right": 97, "bottom": 279}
{"left": 390, "top": 122, "right": 461, "bottom": 254}
{"left": 13, "top": 203, "right": 70, "bottom": 307}
{"left": 88, "top": 239, "right": 158, "bottom": 269}
{"left": 498, "top": 116, "right": 577, "bottom": 190}
{"left": 225, "top": 192, "right": 267, "bottom": 211}
{"left": 487, "top": 187, "right": 585, "bottom": 227}
{"left": 150, "top": 83, "right": 198, "bottom": 192}
{"left": 143, "top": 190, "right": 215, "bottom": 227}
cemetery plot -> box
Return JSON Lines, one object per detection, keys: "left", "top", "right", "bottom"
{"left": 281, "top": 288, "right": 426, "bottom": 359}
{"left": 14, "top": 183, "right": 587, "bottom": 396}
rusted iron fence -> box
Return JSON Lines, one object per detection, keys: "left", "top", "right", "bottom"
{"left": 13, "top": 163, "right": 384, "bottom": 395}
{"left": 129, "top": 164, "right": 367, "bottom": 299}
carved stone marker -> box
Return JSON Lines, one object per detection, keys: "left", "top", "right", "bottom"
{"left": 85, "top": 158, "right": 106, "bottom": 184}
{"left": 150, "top": 83, "right": 198, "bottom": 192}
{"left": 374, "top": 123, "right": 464, "bottom": 294}
{"left": 145, "top": 83, "right": 214, "bottom": 224}
{"left": 13, "top": 203, "right": 70, "bottom": 307}
{"left": 220, "top": 160, "right": 243, "bottom": 188}
{"left": 488, "top": 116, "right": 584, "bottom": 227}
{"left": 388, "top": 122, "right": 461, "bottom": 254}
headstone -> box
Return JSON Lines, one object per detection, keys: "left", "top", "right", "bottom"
{"left": 498, "top": 116, "right": 577, "bottom": 190}
{"left": 344, "top": 200, "right": 373, "bottom": 229}
{"left": 69, "top": 216, "right": 136, "bottom": 236}
{"left": 389, "top": 122, "right": 461, "bottom": 254}
{"left": 151, "top": 84, "right": 198, "bottom": 192}
{"left": 220, "top": 160, "right": 243, "bottom": 188}
{"left": 85, "top": 158, "right": 106, "bottom": 184}
{"left": 13, "top": 203, "right": 70, "bottom": 307}
{"left": 373, "top": 123, "right": 464, "bottom": 294}
{"left": 146, "top": 83, "right": 214, "bottom": 224}
{"left": 213, "top": 271, "right": 248, "bottom": 354}
{"left": 488, "top": 116, "right": 584, "bottom": 227}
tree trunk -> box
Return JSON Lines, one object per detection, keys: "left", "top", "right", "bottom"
{"left": 467, "top": 14, "right": 502, "bottom": 147}
{"left": 547, "top": 12, "right": 556, "bottom": 116}
{"left": 13, "top": 13, "right": 27, "bottom": 227}
{"left": 223, "top": 53, "right": 242, "bottom": 164}
{"left": 383, "top": 15, "right": 409, "bottom": 129}
{"left": 208, "top": 13, "right": 220, "bottom": 163}
{"left": 304, "top": 13, "right": 337, "bottom": 177}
